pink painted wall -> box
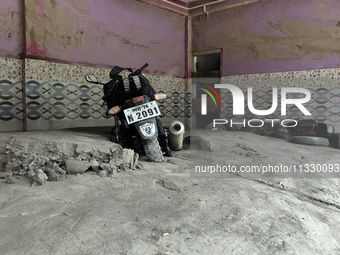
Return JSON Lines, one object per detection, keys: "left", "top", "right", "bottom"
{"left": 192, "top": 0, "right": 340, "bottom": 76}
{"left": 0, "top": 0, "right": 23, "bottom": 59}
{"left": 44, "top": 0, "right": 186, "bottom": 77}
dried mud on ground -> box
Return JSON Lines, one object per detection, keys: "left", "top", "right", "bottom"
{"left": 1, "top": 129, "right": 340, "bottom": 255}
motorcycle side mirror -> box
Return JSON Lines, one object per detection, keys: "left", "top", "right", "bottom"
{"left": 85, "top": 74, "right": 99, "bottom": 84}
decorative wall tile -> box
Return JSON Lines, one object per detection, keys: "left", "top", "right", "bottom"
{"left": 51, "top": 82, "right": 105, "bottom": 120}
{"left": 218, "top": 70, "right": 340, "bottom": 127}
{"left": 0, "top": 57, "right": 190, "bottom": 131}
{"left": 4, "top": 55, "right": 340, "bottom": 131}
{"left": 48, "top": 62, "right": 71, "bottom": 83}
{"left": 0, "top": 80, "right": 24, "bottom": 121}
{"left": 0, "top": 58, "right": 24, "bottom": 131}
{"left": 0, "top": 58, "right": 23, "bottom": 81}
{"left": 25, "top": 59, "right": 48, "bottom": 82}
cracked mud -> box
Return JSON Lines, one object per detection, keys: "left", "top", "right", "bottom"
{"left": 0, "top": 129, "right": 340, "bottom": 254}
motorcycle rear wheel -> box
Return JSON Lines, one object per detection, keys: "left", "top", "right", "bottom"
{"left": 141, "top": 137, "right": 164, "bottom": 162}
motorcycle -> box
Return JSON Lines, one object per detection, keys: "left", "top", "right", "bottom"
{"left": 85, "top": 63, "right": 167, "bottom": 162}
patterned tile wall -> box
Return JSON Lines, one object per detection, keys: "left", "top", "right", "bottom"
{"left": 0, "top": 58, "right": 24, "bottom": 131}
{"left": 0, "top": 57, "right": 190, "bottom": 131}
{"left": 3, "top": 55, "right": 340, "bottom": 131}
{"left": 219, "top": 70, "right": 340, "bottom": 128}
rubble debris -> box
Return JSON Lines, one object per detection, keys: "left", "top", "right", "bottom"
{"left": 29, "top": 169, "right": 48, "bottom": 186}
{"left": 65, "top": 159, "right": 92, "bottom": 174}
{"left": 46, "top": 163, "right": 67, "bottom": 181}
{"left": 99, "top": 163, "right": 117, "bottom": 174}
{"left": 0, "top": 134, "right": 139, "bottom": 186}
{"left": 0, "top": 170, "right": 11, "bottom": 179}
{"left": 98, "top": 170, "right": 108, "bottom": 178}
{"left": 0, "top": 155, "right": 7, "bottom": 171}
{"left": 5, "top": 162, "right": 16, "bottom": 172}
{"left": 112, "top": 148, "right": 139, "bottom": 170}
{"left": 5, "top": 176, "right": 16, "bottom": 184}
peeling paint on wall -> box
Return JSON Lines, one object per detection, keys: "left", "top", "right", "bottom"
{"left": 25, "top": 0, "right": 45, "bottom": 58}
{"left": 0, "top": 0, "right": 23, "bottom": 58}
{"left": 192, "top": 0, "right": 340, "bottom": 75}
{"left": 44, "top": 0, "right": 186, "bottom": 77}
{"left": 0, "top": 0, "right": 186, "bottom": 77}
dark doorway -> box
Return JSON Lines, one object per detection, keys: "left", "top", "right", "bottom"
{"left": 195, "top": 53, "right": 221, "bottom": 73}
{"left": 192, "top": 50, "right": 222, "bottom": 129}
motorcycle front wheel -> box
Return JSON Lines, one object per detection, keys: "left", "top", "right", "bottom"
{"left": 141, "top": 137, "right": 164, "bottom": 162}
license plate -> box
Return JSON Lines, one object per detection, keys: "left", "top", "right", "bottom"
{"left": 123, "top": 101, "right": 161, "bottom": 124}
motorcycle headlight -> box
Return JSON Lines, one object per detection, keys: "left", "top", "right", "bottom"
{"left": 108, "top": 106, "right": 121, "bottom": 115}
{"left": 155, "top": 93, "right": 166, "bottom": 100}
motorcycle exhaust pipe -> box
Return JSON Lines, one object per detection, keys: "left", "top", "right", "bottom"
{"left": 168, "top": 121, "right": 185, "bottom": 151}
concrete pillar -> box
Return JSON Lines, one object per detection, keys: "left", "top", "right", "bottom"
{"left": 185, "top": 16, "right": 192, "bottom": 79}
{"left": 24, "top": 0, "right": 45, "bottom": 59}
{"left": 23, "top": 0, "right": 50, "bottom": 131}
{"left": 185, "top": 16, "right": 192, "bottom": 130}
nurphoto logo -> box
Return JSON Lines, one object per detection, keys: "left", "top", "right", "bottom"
{"left": 200, "top": 84, "right": 312, "bottom": 128}
{"left": 198, "top": 82, "right": 223, "bottom": 115}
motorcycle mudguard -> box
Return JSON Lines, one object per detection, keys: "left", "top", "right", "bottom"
{"left": 132, "top": 118, "right": 158, "bottom": 139}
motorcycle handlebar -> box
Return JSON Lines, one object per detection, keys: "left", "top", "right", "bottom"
{"left": 139, "top": 63, "right": 149, "bottom": 72}
{"left": 129, "top": 63, "right": 148, "bottom": 76}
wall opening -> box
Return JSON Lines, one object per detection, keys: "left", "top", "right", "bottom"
{"left": 192, "top": 49, "right": 222, "bottom": 129}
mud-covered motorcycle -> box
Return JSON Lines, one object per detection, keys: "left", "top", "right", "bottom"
{"left": 85, "top": 63, "right": 168, "bottom": 162}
